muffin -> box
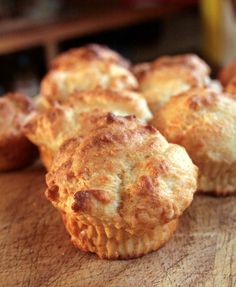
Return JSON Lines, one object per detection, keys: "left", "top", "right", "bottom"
{"left": 45, "top": 114, "right": 198, "bottom": 259}
{"left": 51, "top": 44, "right": 130, "bottom": 70}
{"left": 40, "top": 47, "right": 138, "bottom": 108}
{"left": 152, "top": 87, "right": 236, "bottom": 195}
{"left": 219, "top": 58, "right": 236, "bottom": 86}
{"left": 0, "top": 92, "right": 38, "bottom": 171}
{"left": 23, "top": 89, "right": 152, "bottom": 169}
{"left": 133, "top": 54, "right": 210, "bottom": 113}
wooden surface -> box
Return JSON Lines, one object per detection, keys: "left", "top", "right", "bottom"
{"left": 0, "top": 163, "right": 235, "bottom": 287}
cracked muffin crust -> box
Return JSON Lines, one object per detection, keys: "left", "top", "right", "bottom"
{"left": 45, "top": 114, "right": 198, "bottom": 259}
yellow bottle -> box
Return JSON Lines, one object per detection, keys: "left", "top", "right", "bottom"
{"left": 200, "top": 0, "right": 236, "bottom": 66}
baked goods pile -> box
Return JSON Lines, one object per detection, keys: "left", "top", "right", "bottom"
{"left": 1, "top": 44, "right": 235, "bottom": 259}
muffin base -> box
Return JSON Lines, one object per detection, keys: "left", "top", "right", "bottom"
{"left": 62, "top": 213, "right": 178, "bottom": 259}
{"left": 198, "top": 161, "right": 236, "bottom": 195}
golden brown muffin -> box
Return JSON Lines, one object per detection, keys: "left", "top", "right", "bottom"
{"left": 133, "top": 54, "right": 210, "bottom": 113}
{"left": 219, "top": 58, "right": 236, "bottom": 86}
{"left": 51, "top": 44, "right": 130, "bottom": 70}
{"left": 45, "top": 114, "right": 198, "bottom": 259}
{"left": 24, "top": 89, "right": 152, "bottom": 169}
{"left": 40, "top": 48, "right": 138, "bottom": 108}
{"left": 0, "top": 93, "right": 38, "bottom": 171}
{"left": 152, "top": 87, "right": 236, "bottom": 195}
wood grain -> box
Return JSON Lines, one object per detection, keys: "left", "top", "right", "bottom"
{"left": 0, "top": 163, "right": 235, "bottom": 287}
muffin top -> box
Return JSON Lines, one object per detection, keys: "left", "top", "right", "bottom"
{"left": 0, "top": 92, "right": 34, "bottom": 138}
{"left": 135, "top": 65, "right": 205, "bottom": 113}
{"left": 133, "top": 54, "right": 210, "bottom": 113}
{"left": 24, "top": 89, "right": 152, "bottom": 156}
{"left": 152, "top": 87, "right": 236, "bottom": 164}
{"left": 40, "top": 57, "right": 138, "bottom": 107}
{"left": 133, "top": 54, "right": 210, "bottom": 81}
{"left": 51, "top": 44, "right": 130, "bottom": 70}
{"left": 65, "top": 88, "right": 152, "bottom": 120}
{"left": 46, "top": 114, "right": 197, "bottom": 233}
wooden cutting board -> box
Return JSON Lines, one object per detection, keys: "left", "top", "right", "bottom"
{"left": 0, "top": 163, "right": 235, "bottom": 287}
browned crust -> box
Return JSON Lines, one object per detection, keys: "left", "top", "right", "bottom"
{"left": 72, "top": 190, "right": 112, "bottom": 212}
{"left": 46, "top": 185, "right": 59, "bottom": 201}
{"left": 51, "top": 44, "right": 131, "bottom": 70}
{"left": 188, "top": 90, "right": 220, "bottom": 110}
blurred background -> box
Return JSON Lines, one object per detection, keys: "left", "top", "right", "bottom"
{"left": 0, "top": 0, "right": 235, "bottom": 96}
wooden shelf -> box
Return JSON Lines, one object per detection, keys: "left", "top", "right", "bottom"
{"left": 0, "top": 5, "right": 183, "bottom": 66}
